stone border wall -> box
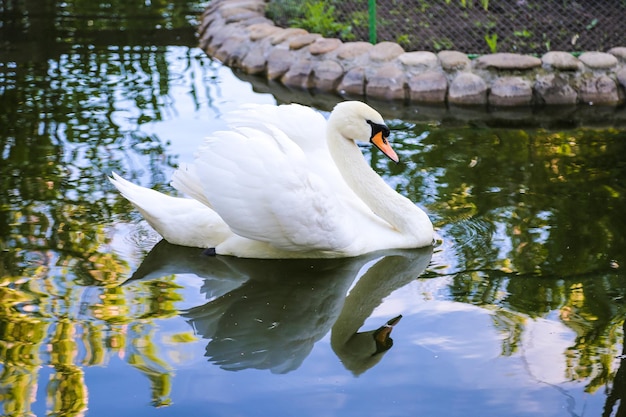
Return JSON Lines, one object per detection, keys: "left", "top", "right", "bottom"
{"left": 199, "top": 0, "right": 626, "bottom": 107}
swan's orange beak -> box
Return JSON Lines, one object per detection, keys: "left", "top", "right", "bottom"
{"left": 371, "top": 131, "right": 399, "bottom": 163}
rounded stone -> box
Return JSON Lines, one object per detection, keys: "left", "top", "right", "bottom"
{"left": 240, "top": 47, "right": 267, "bottom": 74}
{"left": 312, "top": 60, "right": 345, "bottom": 91}
{"left": 475, "top": 53, "right": 541, "bottom": 70}
{"left": 449, "top": 72, "right": 488, "bottom": 105}
{"left": 217, "top": 36, "right": 251, "bottom": 66}
{"left": 221, "top": 8, "right": 260, "bottom": 23}
{"left": 399, "top": 51, "right": 439, "bottom": 69}
{"left": 202, "top": 20, "right": 237, "bottom": 53}
{"left": 218, "top": 0, "right": 265, "bottom": 13}
{"left": 289, "top": 33, "right": 322, "bottom": 50}
{"left": 608, "top": 47, "right": 626, "bottom": 62}
{"left": 407, "top": 71, "right": 448, "bottom": 103}
{"left": 337, "top": 67, "right": 366, "bottom": 96}
{"left": 579, "top": 52, "right": 618, "bottom": 69}
{"left": 266, "top": 48, "right": 293, "bottom": 80}
{"left": 366, "top": 64, "right": 406, "bottom": 100}
{"left": 541, "top": 51, "right": 581, "bottom": 71}
{"left": 247, "top": 23, "right": 282, "bottom": 41}
{"left": 617, "top": 68, "right": 626, "bottom": 89}
{"left": 336, "top": 42, "right": 373, "bottom": 60}
{"left": 489, "top": 76, "right": 533, "bottom": 106}
{"left": 438, "top": 50, "right": 470, "bottom": 71}
{"left": 269, "top": 28, "right": 309, "bottom": 45}
{"left": 309, "top": 38, "right": 343, "bottom": 55}
{"left": 369, "top": 42, "right": 405, "bottom": 62}
{"left": 534, "top": 74, "right": 578, "bottom": 105}
{"left": 281, "top": 59, "right": 314, "bottom": 89}
{"left": 579, "top": 75, "right": 621, "bottom": 104}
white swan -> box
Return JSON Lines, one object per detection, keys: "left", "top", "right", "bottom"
{"left": 110, "top": 101, "right": 433, "bottom": 258}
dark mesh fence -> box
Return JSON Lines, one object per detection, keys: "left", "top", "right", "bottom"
{"left": 271, "top": 0, "right": 626, "bottom": 55}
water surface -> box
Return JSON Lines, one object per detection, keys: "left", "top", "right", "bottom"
{"left": 1, "top": 2, "right": 626, "bottom": 416}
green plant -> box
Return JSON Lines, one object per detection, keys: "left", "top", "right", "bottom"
{"left": 484, "top": 33, "right": 498, "bottom": 53}
{"left": 542, "top": 33, "right": 551, "bottom": 51}
{"left": 266, "top": 0, "right": 303, "bottom": 23}
{"left": 444, "top": 0, "right": 488, "bottom": 10}
{"left": 586, "top": 18, "right": 598, "bottom": 30}
{"left": 396, "top": 34, "right": 411, "bottom": 48}
{"left": 290, "top": 1, "right": 353, "bottom": 39}
{"left": 432, "top": 37, "right": 454, "bottom": 51}
{"left": 513, "top": 29, "right": 532, "bottom": 38}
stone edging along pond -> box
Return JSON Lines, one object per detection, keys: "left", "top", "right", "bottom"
{"left": 199, "top": 0, "right": 626, "bottom": 107}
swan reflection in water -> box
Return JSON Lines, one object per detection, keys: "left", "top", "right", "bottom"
{"left": 127, "top": 241, "right": 433, "bottom": 375}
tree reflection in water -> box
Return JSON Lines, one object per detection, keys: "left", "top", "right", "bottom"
{"left": 1, "top": 0, "right": 626, "bottom": 415}
{"left": 0, "top": 1, "right": 214, "bottom": 413}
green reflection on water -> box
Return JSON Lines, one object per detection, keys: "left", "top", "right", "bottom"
{"left": 1, "top": 0, "right": 626, "bottom": 416}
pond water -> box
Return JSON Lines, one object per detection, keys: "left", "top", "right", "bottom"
{"left": 2, "top": 2, "right": 626, "bottom": 417}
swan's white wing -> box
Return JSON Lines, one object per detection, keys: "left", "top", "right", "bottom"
{"left": 193, "top": 125, "right": 357, "bottom": 252}
{"left": 224, "top": 103, "right": 379, "bottom": 220}
{"left": 224, "top": 103, "right": 327, "bottom": 154}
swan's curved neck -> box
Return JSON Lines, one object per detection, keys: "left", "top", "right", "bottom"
{"left": 326, "top": 120, "right": 428, "bottom": 242}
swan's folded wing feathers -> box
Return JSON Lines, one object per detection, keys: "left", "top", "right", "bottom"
{"left": 224, "top": 103, "right": 327, "bottom": 153}
{"left": 170, "top": 163, "right": 213, "bottom": 208}
{"left": 193, "top": 125, "right": 356, "bottom": 252}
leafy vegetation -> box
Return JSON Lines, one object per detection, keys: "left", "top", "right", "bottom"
{"left": 267, "top": 0, "right": 353, "bottom": 39}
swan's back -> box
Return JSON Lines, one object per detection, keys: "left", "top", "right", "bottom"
{"left": 224, "top": 103, "right": 328, "bottom": 154}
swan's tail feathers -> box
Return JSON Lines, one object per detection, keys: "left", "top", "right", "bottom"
{"left": 108, "top": 172, "right": 231, "bottom": 249}
{"left": 170, "top": 163, "right": 213, "bottom": 209}
{"left": 109, "top": 172, "right": 156, "bottom": 208}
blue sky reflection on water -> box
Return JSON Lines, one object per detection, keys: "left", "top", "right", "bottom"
{"left": 2, "top": 24, "right": 626, "bottom": 417}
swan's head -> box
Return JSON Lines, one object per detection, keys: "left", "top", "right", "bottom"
{"left": 329, "top": 101, "right": 399, "bottom": 163}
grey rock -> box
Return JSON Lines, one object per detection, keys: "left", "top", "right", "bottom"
{"left": 202, "top": 20, "right": 234, "bottom": 54}
{"left": 336, "top": 42, "right": 373, "bottom": 60}
{"left": 312, "top": 60, "right": 344, "bottom": 91}
{"left": 270, "top": 28, "right": 309, "bottom": 45}
{"left": 578, "top": 52, "right": 618, "bottom": 69}
{"left": 221, "top": 8, "right": 259, "bottom": 23}
{"left": 214, "top": 34, "right": 249, "bottom": 65}
{"left": 608, "top": 47, "right": 626, "bottom": 62}
{"left": 579, "top": 75, "right": 621, "bottom": 104}
{"left": 475, "top": 53, "right": 541, "bottom": 70}
{"left": 617, "top": 68, "right": 626, "bottom": 89}
{"left": 238, "top": 16, "right": 274, "bottom": 26}
{"left": 217, "top": 0, "right": 265, "bottom": 13}
{"left": 266, "top": 48, "right": 293, "bottom": 80}
{"left": 366, "top": 64, "right": 406, "bottom": 100}
{"left": 369, "top": 42, "right": 405, "bottom": 62}
{"left": 289, "top": 33, "right": 322, "bottom": 50}
{"left": 541, "top": 51, "right": 581, "bottom": 71}
{"left": 449, "top": 72, "right": 487, "bottom": 105}
{"left": 534, "top": 74, "right": 578, "bottom": 105}
{"left": 399, "top": 51, "right": 439, "bottom": 71}
{"left": 309, "top": 38, "right": 343, "bottom": 55}
{"left": 408, "top": 71, "right": 448, "bottom": 103}
{"left": 438, "top": 50, "right": 470, "bottom": 71}
{"left": 240, "top": 46, "right": 267, "bottom": 74}
{"left": 248, "top": 23, "right": 282, "bottom": 41}
{"left": 337, "top": 67, "right": 366, "bottom": 96}
{"left": 281, "top": 59, "right": 314, "bottom": 89}
{"left": 489, "top": 76, "right": 533, "bottom": 106}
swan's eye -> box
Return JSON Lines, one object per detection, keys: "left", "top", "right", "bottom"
{"left": 366, "top": 120, "right": 390, "bottom": 139}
